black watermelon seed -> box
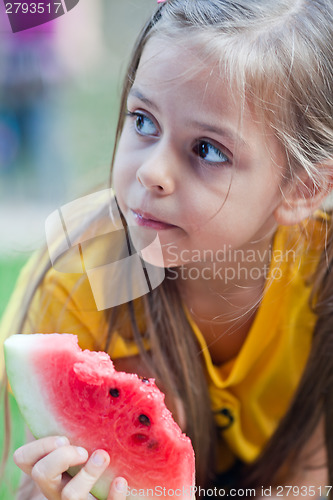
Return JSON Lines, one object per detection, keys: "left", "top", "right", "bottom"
{"left": 140, "top": 377, "right": 150, "bottom": 384}
{"left": 109, "top": 388, "right": 119, "bottom": 398}
{"left": 148, "top": 440, "right": 158, "bottom": 450}
{"left": 138, "top": 414, "right": 150, "bottom": 426}
{"left": 133, "top": 433, "right": 149, "bottom": 443}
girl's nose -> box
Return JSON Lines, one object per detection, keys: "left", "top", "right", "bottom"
{"left": 136, "top": 145, "right": 177, "bottom": 195}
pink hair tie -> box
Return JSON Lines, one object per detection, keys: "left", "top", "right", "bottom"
{"left": 157, "top": 0, "right": 167, "bottom": 3}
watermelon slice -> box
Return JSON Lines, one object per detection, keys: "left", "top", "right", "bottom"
{"left": 4, "top": 334, "right": 195, "bottom": 499}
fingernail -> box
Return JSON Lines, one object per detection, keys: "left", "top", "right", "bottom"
{"left": 92, "top": 451, "right": 106, "bottom": 466}
{"left": 56, "top": 436, "right": 69, "bottom": 447}
{"left": 115, "top": 477, "right": 127, "bottom": 493}
{"left": 13, "top": 448, "right": 22, "bottom": 462}
{"left": 76, "top": 446, "right": 88, "bottom": 459}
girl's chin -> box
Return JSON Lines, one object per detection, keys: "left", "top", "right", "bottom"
{"left": 127, "top": 229, "right": 164, "bottom": 268}
{"left": 126, "top": 226, "right": 186, "bottom": 271}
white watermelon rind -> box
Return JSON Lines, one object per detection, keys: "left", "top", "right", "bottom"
{"left": 4, "top": 334, "right": 68, "bottom": 438}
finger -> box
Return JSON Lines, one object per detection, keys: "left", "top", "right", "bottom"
{"left": 13, "top": 436, "right": 70, "bottom": 475}
{"left": 107, "top": 477, "right": 128, "bottom": 500}
{"left": 30, "top": 445, "right": 89, "bottom": 495}
{"left": 61, "top": 450, "right": 110, "bottom": 500}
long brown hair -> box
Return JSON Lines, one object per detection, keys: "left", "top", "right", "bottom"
{"left": 109, "top": 0, "right": 333, "bottom": 487}
{"left": 2, "top": 0, "right": 333, "bottom": 492}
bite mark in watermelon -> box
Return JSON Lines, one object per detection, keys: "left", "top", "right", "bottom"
{"left": 4, "top": 334, "right": 195, "bottom": 499}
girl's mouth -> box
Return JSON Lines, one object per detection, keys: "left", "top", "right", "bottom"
{"left": 131, "top": 210, "right": 177, "bottom": 230}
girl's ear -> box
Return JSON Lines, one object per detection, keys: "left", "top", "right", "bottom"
{"left": 274, "top": 165, "right": 333, "bottom": 226}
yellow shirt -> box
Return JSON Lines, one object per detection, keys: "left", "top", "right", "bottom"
{"left": 0, "top": 215, "right": 326, "bottom": 471}
{"left": 188, "top": 216, "right": 324, "bottom": 471}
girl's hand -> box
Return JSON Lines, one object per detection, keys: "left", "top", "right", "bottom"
{"left": 13, "top": 436, "right": 128, "bottom": 500}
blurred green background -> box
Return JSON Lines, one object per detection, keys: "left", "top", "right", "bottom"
{"left": 0, "top": 0, "right": 154, "bottom": 496}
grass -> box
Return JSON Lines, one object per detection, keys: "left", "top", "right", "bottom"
{"left": 0, "top": 394, "right": 25, "bottom": 500}
{"left": 0, "top": 255, "right": 29, "bottom": 499}
{"left": 0, "top": 255, "right": 29, "bottom": 318}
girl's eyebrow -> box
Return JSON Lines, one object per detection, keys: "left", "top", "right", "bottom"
{"left": 186, "top": 119, "right": 248, "bottom": 149}
{"left": 129, "top": 87, "right": 248, "bottom": 149}
{"left": 128, "top": 87, "right": 159, "bottom": 111}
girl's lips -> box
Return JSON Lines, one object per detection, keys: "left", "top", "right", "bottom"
{"left": 131, "top": 210, "right": 177, "bottom": 230}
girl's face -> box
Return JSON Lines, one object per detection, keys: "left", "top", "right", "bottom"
{"left": 112, "top": 37, "right": 286, "bottom": 268}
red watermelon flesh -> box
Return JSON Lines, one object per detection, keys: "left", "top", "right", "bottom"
{"left": 4, "top": 334, "right": 195, "bottom": 499}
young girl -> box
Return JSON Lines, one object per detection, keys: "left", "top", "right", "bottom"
{"left": 2, "top": 0, "right": 333, "bottom": 498}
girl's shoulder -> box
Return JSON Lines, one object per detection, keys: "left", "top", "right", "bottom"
{"left": 0, "top": 229, "right": 147, "bottom": 367}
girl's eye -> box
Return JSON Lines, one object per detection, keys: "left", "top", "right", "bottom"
{"left": 127, "top": 111, "right": 158, "bottom": 137}
{"left": 193, "top": 140, "right": 230, "bottom": 164}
